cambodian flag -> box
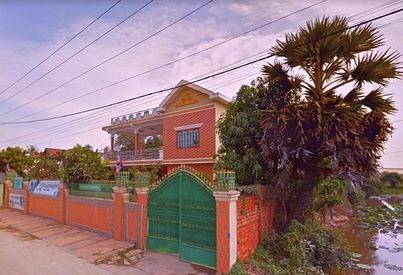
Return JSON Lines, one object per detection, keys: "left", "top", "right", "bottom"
{"left": 116, "top": 154, "right": 124, "bottom": 172}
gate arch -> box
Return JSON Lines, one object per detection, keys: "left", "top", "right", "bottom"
{"left": 147, "top": 168, "right": 216, "bottom": 268}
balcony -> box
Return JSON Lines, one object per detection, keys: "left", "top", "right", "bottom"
{"left": 103, "top": 148, "right": 163, "bottom": 162}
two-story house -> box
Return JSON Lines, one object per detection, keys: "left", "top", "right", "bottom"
{"left": 102, "top": 80, "right": 230, "bottom": 180}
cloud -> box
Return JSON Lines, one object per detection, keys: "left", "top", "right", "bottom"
{"left": 0, "top": 0, "right": 402, "bottom": 167}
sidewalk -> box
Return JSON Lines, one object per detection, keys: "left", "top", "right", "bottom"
{"left": 0, "top": 209, "right": 214, "bottom": 275}
{"left": 0, "top": 209, "right": 132, "bottom": 264}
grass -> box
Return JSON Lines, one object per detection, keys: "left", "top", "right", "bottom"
{"left": 381, "top": 183, "right": 403, "bottom": 195}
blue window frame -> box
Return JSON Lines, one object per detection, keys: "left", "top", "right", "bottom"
{"left": 177, "top": 128, "right": 199, "bottom": 148}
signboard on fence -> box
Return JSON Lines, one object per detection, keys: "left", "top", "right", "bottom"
{"left": 14, "top": 177, "right": 23, "bottom": 190}
{"left": 29, "top": 180, "right": 61, "bottom": 197}
{"left": 9, "top": 194, "right": 24, "bottom": 210}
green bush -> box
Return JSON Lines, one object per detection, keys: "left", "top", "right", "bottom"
{"left": 239, "top": 220, "right": 351, "bottom": 274}
{"left": 229, "top": 260, "right": 248, "bottom": 275}
{"left": 348, "top": 190, "right": 365, "bottom": 206}
{"left": 313, "top": 178, "right": 345, "bottom": 215}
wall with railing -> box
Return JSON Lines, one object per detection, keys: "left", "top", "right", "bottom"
{"left": 3, "top": 178, "right": 144, "bottom": 247}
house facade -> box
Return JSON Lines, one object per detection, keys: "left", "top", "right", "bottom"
{"left": 102, "top": 80, "right": 230, "bottom": 180}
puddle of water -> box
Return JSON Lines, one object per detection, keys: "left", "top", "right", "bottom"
{"left": 334, "top": 196, "right": 403, "bottom": 275}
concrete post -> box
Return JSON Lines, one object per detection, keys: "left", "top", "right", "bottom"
{"left": 23, "top": 181, "right": 30, "bottom": 215}
{"left": 135, "top": 187, "right": 148, "bottom": 250}
{"left": 57, "top": 185, "right": 66, "bottom": 224}
{"left": 214, "top": 191, "right": 240, "bottom": 274}
{"left": 113, "top": 187, "right": 126, "bottom": 241}
{"left": 4, "top": 180, "right": 11, "bottom": 209}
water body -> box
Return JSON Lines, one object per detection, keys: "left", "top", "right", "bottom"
{"left": 337, "top": 196, "right": 403, "bottom": 274}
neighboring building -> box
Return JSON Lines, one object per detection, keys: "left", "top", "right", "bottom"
{"left": 44, "top": 148, "right": 65, "bottom": 159}
{"left": 102, "top": 80, "right": 230, "bottom": 180}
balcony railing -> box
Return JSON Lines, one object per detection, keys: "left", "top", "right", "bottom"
{"left": 103, "top": 148, "right": 163, "bottom": 162}
{"left": 110, "top": 107, "right": 161, "bottom": 125}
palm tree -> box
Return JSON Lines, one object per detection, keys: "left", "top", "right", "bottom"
{"left": 259, "top": 16, "right": 401, "bottom": 224}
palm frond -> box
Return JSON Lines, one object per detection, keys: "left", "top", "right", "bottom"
{"left": 351, "top": 50, "right": 401, "bottom": 86}
{"left": 362, "top": 88, "right": 396, "bottom": 114}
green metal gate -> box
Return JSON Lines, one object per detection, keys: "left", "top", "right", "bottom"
{"left": 147, "top": 169, "right": 216, "bottom": 268}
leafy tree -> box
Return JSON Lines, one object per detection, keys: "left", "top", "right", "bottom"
{"left": 216, "top": 85, "right": 267, "bottom": 185}
{"left": 26, "top": 145, "right": 39, "bottom": 157}
{"left": 216, "top": 76, "right": 300, "bottom": 185}
{"left": 259, "top": 16, "right": 400, "bottom": 223}
{"left": 0, "top": 146, "right": 31, "bottom": 176}
{"left": 380, "top": 172, "right": 402, "bottom": 188}
{"left": 144, "top": 135, "right": 163, "bottom": 149}
{"left": 115, "top": 135, "right": 134, "bottom": 151}
{"left": 26, "top": 152, "right": 61, "bottom": 180}
{"left": 60, "top": 144, "right": 111, "bottom": 183}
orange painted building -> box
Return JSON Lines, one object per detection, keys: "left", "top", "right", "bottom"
{"left": 102, "top": 80, "right": 229, "bottom": 180}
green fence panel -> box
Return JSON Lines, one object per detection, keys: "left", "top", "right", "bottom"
{"left": 68, "top": 189, "right": 113, "bottom": 200}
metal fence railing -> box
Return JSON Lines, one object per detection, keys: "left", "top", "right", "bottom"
{"left": 67, "top": 181, "right": 115, "bottom": 200}
{"left": 67, "top": 175, "right": 144, "bottom": 202}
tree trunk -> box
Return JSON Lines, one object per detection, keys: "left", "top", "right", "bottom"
{"left": 286, "top": 170, "right": 318, "bottom": 227}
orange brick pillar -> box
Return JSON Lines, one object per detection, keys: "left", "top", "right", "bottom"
{"left": 57, "top": 185, "right": 66, "bottom": 224}
{"left": 214, "top": 191, "right": 240, "bottom": 274}
{"left": 4, "top": 180, "right": 11, "bottom": 209}
{"left": 23, "top": 181, "right": 30, "bottom": 215}
{"left": 113, "top": 187, "right": 127, "bottom": 241}
{"left": 135, "top": 187, "right": 148, "bottom": 250}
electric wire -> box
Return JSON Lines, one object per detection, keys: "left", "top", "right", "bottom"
{"left": 0, "top": 0, "right": 123, "bottom": 97}
{"left": 0, "top": 0, "right": 213, "bottom": 117}
{"left": 11, "top": 0, "right": 327, "bottom": 122}
{"left": 0, "top": 0, "right": 154, "bottom": 107}
{"left": 0, "top": 7, "right": 401, "bottom": 125}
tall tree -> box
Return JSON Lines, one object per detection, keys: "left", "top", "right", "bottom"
{"left": 216, "top": 78, "right": 300, "bottom": 185}
{"left": 144, "top": 135, "right": 163, "bottom": 149}
{"left": 0, "top": 146, "right": 31, "bottom": 176}
{"left": 115, "top": 135, "right": 134, "bottom": 151}
{"left": 26, "top": 152, "right": 61, "bottom": 180}
{"left": 216, "top": 85, "right": 266, "bottom": 185}
{"left": 259, "top": 16, "right": 400, "bottom": 223}
{"left": 60, "top": 144, "right": 111, "bottom": 183}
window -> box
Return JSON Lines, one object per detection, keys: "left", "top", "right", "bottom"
{"left": 177, "top": 128, "right": 199, "bottom": 148}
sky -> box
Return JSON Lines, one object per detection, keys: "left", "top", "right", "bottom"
{"left": 0, "top": 0, "right": 401, "bottom": 168}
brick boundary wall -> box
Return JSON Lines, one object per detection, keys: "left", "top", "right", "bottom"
{"left": 236, "top": 186, "right": 276, "bottom": 260}
{"left": 65, "top": 195, "right": 115, "bottom": 237}
{"left": 3, "top": 182, "right": 143, "bottom": 246}
{"left": 29, "top": 194, "right": 59, "bottom": 220}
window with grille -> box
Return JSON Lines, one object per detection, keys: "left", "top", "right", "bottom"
{"left": 177, "top": 128, "right": 199, "bottom": 148}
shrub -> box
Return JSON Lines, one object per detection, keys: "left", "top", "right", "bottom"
{"left": 242, "top": 220, "right": 351, "bottom": 274}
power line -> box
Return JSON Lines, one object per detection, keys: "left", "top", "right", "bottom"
{"left": 0, "top": 0, "right": 154, "bottom": 107}
{"left": 1, "top": 7, "right": 401, "bottom": 125}
{"left": 0, "top": 51, "right": 268, "bottom": 144}
{"left": 0, "top": 68, "right": 243, "bottom": 146}
{"left": 12, "top": 0, "right": 327, "bottom": 122}
{"left": 24, "top": 80, "right": 244, "bottom": 147}
{"left": 0, "top": 0, "right": 213, "bottom": 117}
{"left": 350, "top": 0, "right": 402, "bottom": 21}
{"left": 0, "top": 0, "right": 123, "bottom": 98}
